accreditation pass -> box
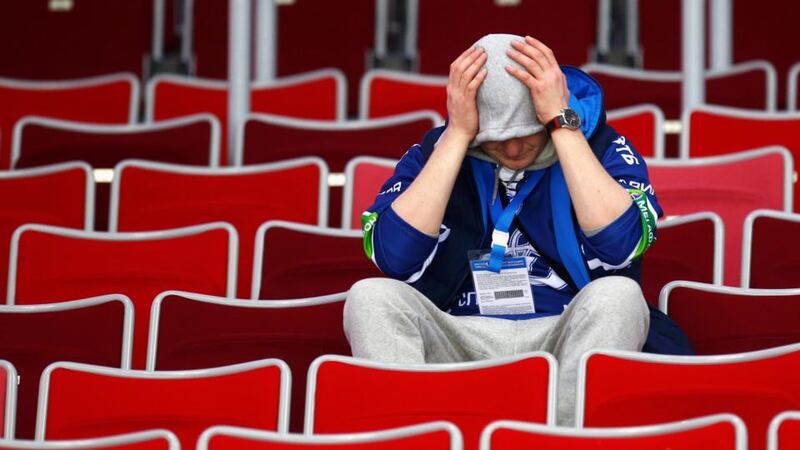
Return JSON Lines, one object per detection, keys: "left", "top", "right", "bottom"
{"left": 470, "top": 256, "right": 535, "bottom": 315}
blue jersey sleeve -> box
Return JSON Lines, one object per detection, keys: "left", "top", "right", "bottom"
{"left": 361, "top": 142, "right": 447, "bottom": 282}
{"left": 579, "top": 133, "right": 662, "bottom": 270}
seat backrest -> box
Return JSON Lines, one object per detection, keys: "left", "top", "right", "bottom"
{"left": 660, "top": 281, "right": 800, "bottom": 355}
{"left": 198, "top": 422, "right": 462, "bottom": 450}
{"left": 0, "top": 1, "right": 152, "bottom": 80}
{"left": 306, "top": 354, "right": 556, "bottom": 450}
{"left": 578, "top": 344, "right": 800, "bottom": 450}
{"left": 742, "top": 209, "right": 800, "bottom": 288}
{"left": 148, "top": 290, "right": 350, "bottom": 432}
{"left": 769, "top": 411, "right": 800, "bottom": 450}
{"left": 13, "top": 115, "right": 221, "bottom": 169}
{"left": 0, "top": 163, "right": 93, "bottom": 304}
{"left": 606, "top": 105, "right": 665, "bottom": 159}
{"left": 252, "top": 221, "right": 382, "bottom": 299}
{"left": 110, "top": 159, "right": 327, "bottom": 298}
{"left": 7, "top": 223, "right": 236, "bottom": 369}
{"left": 641, "top": 213, "right": 722, "bottom": 306}
{"left": 146, "top": 72, "right": 345, "bottom": 165}
{"left": 0, "top": 74, "right": 138, "bottom": 169}
{"left": 190, "top": 0, "right": 371, "bottom": 116}
{"left": 681, "top": 106, "right": 800, "bottom": 212}
{"left": 415, "top": 0, "right": 596, "bottom": 74}
{"left": 359, "top": 70, "right": 447, "bottom": 119}
{"left": 0, "top": 360, "right": 17, "bottom": 439}
{"left": 583, "top": 62, "right": 777, "bottom": 118}
{"left": 481, "top": 414, "right": 746, "bottom": 450}
{"left": 789, "top": 63, "right": 800, "bottom": 111}
{"left": 237, "top": 113, "right": 434, "bottom": 228}
{"left": 647, "top": 147, "right": 792, "bottom": 286}
{"left": 0, "top": 429, "right": 179, "bottom": 450}
{"left": 37, "top": 360, "right": 290, "bottom": 448}
{"left": 0, "top": 296, "right": 133, "bottom": 439}
{"left": 237, "top": 112, "right": 439, "bottom": 170}
{"left": 342, "top": 157, "right": 398, "bottom": 230}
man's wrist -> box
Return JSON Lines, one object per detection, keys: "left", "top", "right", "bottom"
{"left": 441, "top": 127, "right": 473, "bottom": 148}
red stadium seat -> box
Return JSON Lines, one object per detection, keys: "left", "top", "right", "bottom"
{"left": 660, "top": 281, "right": 800, "bottom": 355}
{"left": 0, "top": 430, "right": 179, "bottom": 450}
{"left": 647, "top": 147, "right": 792, "bottom": 286}
{"left": 37, "top": 359, "right": 290, "bottom": 448}
{"left": 147, "top": 290, "right": 350, "bottom": 433}
{"left": 789, "top": 63, "right": 800, "bottom": 111}
{"left": 641, "top": 212, "right": 723, "bottom": 306}
{"left": 681, "top": 106, "right": 800, "bottom": 212}
{"left": 251, "top": 221, "right": 382, "bottom": 299}
{"left": 110, "top": 159, "right": 327, "bottom": 297}
{"left": 305, "top": 354, "right": 556, "bottom": 450}
{"left": 583, "top": 62, "right": 777, "bottom": 118}
{"left": 146, "top": 72, "right": 345, "bottom": 165}
{"left": 769, "top": 411, "right": 800, "bottom": 450}
{"left": 0, "top": 74, "right": 138, "bottom": 169}
{"left": 742, "top": 210, "right": 800, "bottom": 288}
{"left": 0, "top": 296, "right": 133, "bottom": 439}
{"left": 482, "top": 414, "right": 746, "bottom": 450}
{"left": 12, "top": 115, "right": 221, "bottom": 231}
{"left": 415, "top": 0, "right": 597, "bottom": 74}
{"left": 190, "top": 0, "right": 373, "bottom": 116}
{"left": 0, "top": 360, "right": 16, "bottom": 439}
{"left": 237, "top": 112, "right": 437, "bottom": 227}
{"left": 198, "top": 422, "right": 461, "bottom": 450}
{"left": 237, "top": 112, "right": 438, "bottom": 169}
{"left": 578, "top": 344, "right": 800, "bottom": 450}
{"left": 0, "top": 1, "right": 154, "bottom": 80}
{"left": 7, "top": 223, "right": 236, "bottom": 369}
{"left": 359, "top": 70, "right": 447, "bottom": 119}
{"left": 0, "top": 163, "right": 93, "bottom": 303}
{"left": 342, "top": 156, "right": 397, "bottom": 230}
{"left": 606, "top": 105, "right": 665, "bottom": 159}
{"left": 13, "top": 114, "right": 221, "bottom": 169}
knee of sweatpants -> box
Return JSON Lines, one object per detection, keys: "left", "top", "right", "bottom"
{"left": 345, "top": 278, "right": 411, "bottom": 327}
{"left": 578, "top": 276, "right": 649, "bottom": 325}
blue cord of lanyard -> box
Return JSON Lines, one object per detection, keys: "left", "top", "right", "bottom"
{"left": 487, "top": 170, "right": 546, "bottom": 272}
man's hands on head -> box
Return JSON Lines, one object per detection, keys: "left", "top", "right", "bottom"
{"left": 505, "top": 36, "right": 570, "bottom": 125}
{"left": 446, "top": 46, "right": 488, "bottom": 145}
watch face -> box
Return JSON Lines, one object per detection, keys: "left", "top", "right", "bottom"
{"left": 562, "top": 109, "right": 581, "bottom": 128}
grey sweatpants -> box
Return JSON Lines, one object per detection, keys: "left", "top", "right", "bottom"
{"left": 343, "top": 276, "right": 649, "bottom": 426}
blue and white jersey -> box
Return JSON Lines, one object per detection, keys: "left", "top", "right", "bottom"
{"left": 359, "top": 66, "right": 663, "bottom": 319}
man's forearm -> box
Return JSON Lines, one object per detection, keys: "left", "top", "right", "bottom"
{"left": 392, "top": 129, "right": 472, "bottom": 236}
{"left": 550, "top": 127, "right": 632, "bottom": 231}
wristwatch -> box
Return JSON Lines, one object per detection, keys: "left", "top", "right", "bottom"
{"left": 545, "top": 108, "right": 581, "bottom": 132}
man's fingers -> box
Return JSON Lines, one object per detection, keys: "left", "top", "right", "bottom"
{"left": 507, "top": 47, "right": 544, "bottom": 80}
{"left": 525, "top": 36, "right": 558, "bottom": 68}
{"left": 461, "top": 51, "right": 487, "bottom": 87}
{"left": 510, "top": 39, "right": 550, "bottom": 74}
{"left": 505, "top": 64, "right": 536, "bottom": 89}
{"left": 467, "top": 68, "right": 488, "bottom": 93}
{"left": 449, "top": 47, "right": 478, "bottom": 83}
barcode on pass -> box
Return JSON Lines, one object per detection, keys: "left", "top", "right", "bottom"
{"left": 494, "top": 290, "right": 524, "bottom": 299}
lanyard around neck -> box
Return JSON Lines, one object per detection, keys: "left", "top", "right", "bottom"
{"left": 487, "top": 169, "right": 546, "bottom": 272}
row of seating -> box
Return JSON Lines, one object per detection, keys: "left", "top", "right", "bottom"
{"left": 3, "top": 67, "right": 800, "bottom": 169}
{"left": 7, "top": 0, "right": 797, "bottom": 91}
{"left": 3, "top": 344, "right": 800, "bottom": 449}
{"left": 0, "top": 414, "right": 779, "bottom": 449}
{"left": 2, "top": 280, "right": 800, "bottom": 438}
{"left": 0, "top": 145, "right": 795, "bottom": 296}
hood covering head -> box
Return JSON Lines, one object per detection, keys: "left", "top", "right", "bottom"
{"left": 471, "top": 33, "right": 543, "bottom": 148}
{"left": 468, "top": 33, "right": 606, "bottom": 150}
